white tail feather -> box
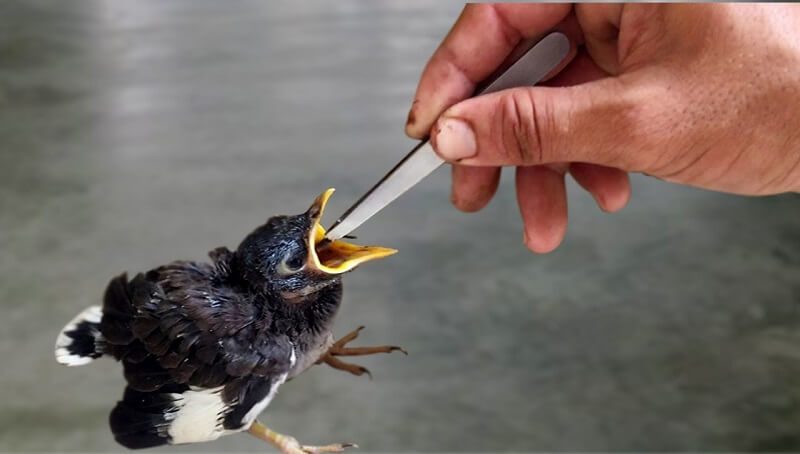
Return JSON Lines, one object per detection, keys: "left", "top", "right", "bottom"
{"left": 55, "top": 305, "right": 104, "bottom": 366}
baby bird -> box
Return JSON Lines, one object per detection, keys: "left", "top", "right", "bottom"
{"left": 54, "top": 189, "right": 404, "bottom": 453}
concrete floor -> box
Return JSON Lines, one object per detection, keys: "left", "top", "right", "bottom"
{"left": 2, "top": 1, "right": 800, "bottom": 452}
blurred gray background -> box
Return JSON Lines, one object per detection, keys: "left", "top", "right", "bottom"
{"left": 2, "top": 1, "right": 800, "bottom": 452}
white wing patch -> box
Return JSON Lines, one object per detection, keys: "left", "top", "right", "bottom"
{"left": 166, "top": 346, "right": 297, "bottom": 443}
{"left": 167, "top": 387, "right": 230, "bottom": 444}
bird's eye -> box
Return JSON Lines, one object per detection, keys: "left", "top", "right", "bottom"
{"left": 277, "top": 252, "right": 306, "bottom": 276}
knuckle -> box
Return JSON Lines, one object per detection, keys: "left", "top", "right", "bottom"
{"left": 611, "top": 99, "right": 650, "bottom": 148}
{"left": 594, "top": 80, "right": 660, "bottom": 170}
{"left": 495, "top": 90, "right": 547, "bottom": 165}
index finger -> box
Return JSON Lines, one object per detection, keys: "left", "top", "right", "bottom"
{"left": 405, "top": 4, "right": 574, "bottom": 139}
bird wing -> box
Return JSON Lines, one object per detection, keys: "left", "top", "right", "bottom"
{"left": 113, "top": 257, "right": 293, "bottom": 391}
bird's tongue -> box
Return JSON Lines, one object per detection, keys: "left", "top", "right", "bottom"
{"left": 307, "top": 189, "right": 397, "bottom": 274}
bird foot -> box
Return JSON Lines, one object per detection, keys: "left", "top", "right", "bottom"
{"left": 283, "top": 438, "right": 356, "bottom": 454}
{"left": 317, "top": 326, "right": 407, "bottom": 378}
{"left": 248, "top": 421, "right": 356, "bottom": 454}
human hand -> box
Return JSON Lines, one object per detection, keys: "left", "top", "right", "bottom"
{"left": 406, "top": 4, "right": 800, "bottom": 253}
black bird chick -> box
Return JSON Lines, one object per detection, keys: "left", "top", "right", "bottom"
{"left": 55, "top": 189, "right": 404, "bottom": 453}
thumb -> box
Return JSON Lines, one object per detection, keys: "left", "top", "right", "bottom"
{"left": 430, "top": 77, "right": 653, "bottom": 171}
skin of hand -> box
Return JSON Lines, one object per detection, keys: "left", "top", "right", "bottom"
{"left": 406, "top": 4, "right": 800, "bottom": 253}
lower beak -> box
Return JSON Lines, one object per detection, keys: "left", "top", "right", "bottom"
{"left": 306, "top": 188, "right": 397, "bottom": 274}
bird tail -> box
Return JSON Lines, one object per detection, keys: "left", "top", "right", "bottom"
{"left": 55, "top": 305, "right": 105, "bottom": 366}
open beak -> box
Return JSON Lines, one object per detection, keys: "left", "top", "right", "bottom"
{"left": 306, "top": 188, "right": 397, "bottom": 274}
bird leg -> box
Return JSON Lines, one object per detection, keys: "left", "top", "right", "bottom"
{"left": 248, "top": 420, "right": 355, "bottom": 454}
{"left": 317, "top": 326, "right": 407, "bottom": 378}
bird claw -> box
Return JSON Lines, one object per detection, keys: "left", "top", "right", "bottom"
{"left": 248, "top": 421, "right": 356, "bottom": 454}
{"left": 303, "top": 442, "right": 357, "bottom": 454}
{"left": 329, "top": 326, "right": 365, "bottom": 350}
{"left": 281, "top": 436, "right": 357, "bottom": 454}
{"left": 319, "top": 326, "right": 407, "bottom": 378}
{"left": 387, "top": 346, "right": 409, "bottom": 356}
{"left": 320, "top": 355, "right": 373, "bottom": 379}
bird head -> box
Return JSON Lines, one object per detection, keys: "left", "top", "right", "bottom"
{"left": 235, "top": 188, "right": 396, "bottom": 300}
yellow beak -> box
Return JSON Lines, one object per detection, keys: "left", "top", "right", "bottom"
{"left": 306, "top": 188, "right": 397, "bottom": 274}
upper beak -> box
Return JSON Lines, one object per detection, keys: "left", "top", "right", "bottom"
{"left": 306, "top": 188, "right": 397, "bottom": 274}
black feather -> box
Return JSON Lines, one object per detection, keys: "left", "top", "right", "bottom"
{"left": 101, "top": 274, "right": 135, "bottom": 345}
{"left": 222, "top": 378, "right": 274, "bottom": 430}
{"left": 123, "top": 356, "right": 173, "bottom": 392}
{"left": 109, "top": 384, "right": 187, "bottom": 449}
{"left": 62, "top": 318, "right": 103, "bottom": 360}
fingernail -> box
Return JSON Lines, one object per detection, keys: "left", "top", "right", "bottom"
{"left": 405, "top": 100, "right": 418, "bottom": 126}
{"left": 432, "top": 118, "right": 476, "bottom": 161}
{"left": 406, "top": 110, "right": 416, "bottom": 127}
{"left": 593, "top": 193, "right": 608, "bottom": 212}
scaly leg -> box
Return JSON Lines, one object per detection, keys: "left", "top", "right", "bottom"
{"left": 248, "top": 420, "right": 356, "bottom": 454}
{"left": 318, "top": 326, "right": 407, "bottom": 378}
